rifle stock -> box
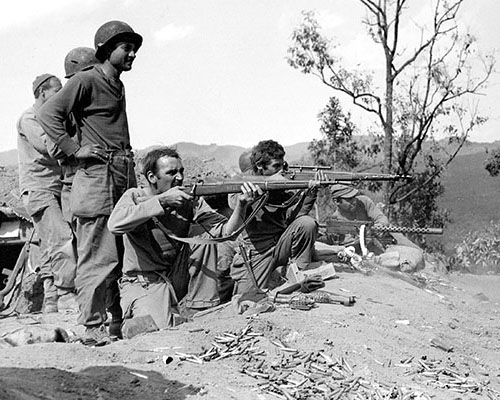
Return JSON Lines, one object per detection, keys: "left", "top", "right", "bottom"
{"left": 183, "top": 179, "right": 315, "bottom": 196}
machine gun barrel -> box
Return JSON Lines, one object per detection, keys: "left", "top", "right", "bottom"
{"left": 320, "top": 220, "right": 443, "bottom": 235}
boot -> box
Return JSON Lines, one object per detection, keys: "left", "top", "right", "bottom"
{"left": 42, "top": 278, "right": 58, "bottom": 313}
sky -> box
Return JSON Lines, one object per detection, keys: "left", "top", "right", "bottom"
{"left": 1, "top": 0, "right": 499, "bottom": 153}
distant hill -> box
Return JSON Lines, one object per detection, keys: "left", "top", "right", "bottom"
{"left": 0, "top": 142, "right": 313, "bottom": 169}
{"left": 134, "top": 142, "right": 312, "bottom": 175}
{"left": 0, "top": 150, "right": 17, "bottom": 167}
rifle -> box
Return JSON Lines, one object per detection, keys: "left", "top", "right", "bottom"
{"left": 181, "top": 179, "right": 322, "bottom": 196}
{"left": 319, "top": 219, "right": 443, "bottom": 255}
{"left": 285, "top": 165, "right": 411, "bottom": 182}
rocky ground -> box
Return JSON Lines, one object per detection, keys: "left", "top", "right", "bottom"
{"left": 1, "top": 263, "right": 499, "bottom": 400}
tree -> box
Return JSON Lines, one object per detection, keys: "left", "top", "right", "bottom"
{"left": 310, "top": 96, "right": 367, "bottom": 170}
{"left": 287, "top": 0, "right": 494, "bottom": 224}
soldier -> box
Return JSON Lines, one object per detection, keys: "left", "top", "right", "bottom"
{"left": 44, "top": 47, "right": 101, "bottom": 312}
{"left": 229, "top": 140, "right": 321, "bottom": 295}
{"left": 108, "top": 147, "right": 259, "bottom": 335}
{"left": 17, "top": 74, "right": 77, "bottom": 313}
{"left": 38, "top": 21, "right": 143, "bottom": 346}
{"left": 329, "top": 184, "right": 424, "bottom": 271}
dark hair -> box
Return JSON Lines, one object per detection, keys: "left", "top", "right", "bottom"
{"left": 250, "top": 140, "right": 285, "bottom": 173}
{"left": 141, "top": 146, "right": 181, "bottom": 177}
{"left": 34, "top": 77, "right": 60, "bottom": 99}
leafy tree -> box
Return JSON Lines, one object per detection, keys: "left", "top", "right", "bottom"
{"left": 287, "top": 0, "right": 494, "bottom": 225}
{"left": 484, "top": 147, "right": 500, "bottom": 177}
{"left": 309, "top": 96, "right": 380, "bottom": 170}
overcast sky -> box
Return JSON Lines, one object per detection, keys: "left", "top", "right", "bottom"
{"left": 1, "top": 0, "right": 499, "bottom": 153}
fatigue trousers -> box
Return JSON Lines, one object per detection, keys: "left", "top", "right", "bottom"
{"left": 231, "top": 215, "right": 318, "bottom": 295}
{"left": 23, "top": 192, "right": 77, "bottom": 292}
{"left": 75, "top": 216, "right": 122, "bottom": 327}
{"left": 120, "top": 236, "right": 239, "bottom": 330}
{"left": 120, "top": 272, "right": 178, "bottom": 330}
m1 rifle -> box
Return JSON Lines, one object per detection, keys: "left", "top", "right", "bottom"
{"left": 180, "top": 175, "right": 409, "bottom": 197}
{"left": 319, "top": 219, "right": 443, "bottom": 255}
{"left": 285, "top": 164, "right": 411, "bottom": 183}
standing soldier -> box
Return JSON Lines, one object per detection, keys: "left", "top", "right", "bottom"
{"left": 46, "top": 47, "right": 100, "bottom": 311}
{"left": 17, "top": 74, "right": 77, "bottom": 313}
{"left": 38, "top": 21, "right": 143, "bottom": 346}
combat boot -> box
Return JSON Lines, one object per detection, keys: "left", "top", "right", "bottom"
{"left": 42, "top": 278, "right": 58, "bottom": 313}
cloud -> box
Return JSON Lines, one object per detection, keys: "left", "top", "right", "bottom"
{"left": 316, "top": 10, "right": 344, "bottom": 31}
{"left": 153, "top": 24, "right": 194, "bottom": 44}
{"left": 0, "top": 0, "right": 105, "bottom": 32}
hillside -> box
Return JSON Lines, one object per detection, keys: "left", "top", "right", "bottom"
{"left": 438, "top": 151, "right": 500, "bottom": 250}
{"left": 0, "top": 149, "right": 17, "bottom": 167}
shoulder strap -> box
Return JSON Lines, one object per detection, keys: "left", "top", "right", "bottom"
{"left": 152, "top": 192, "right": 270, "bottom": 245}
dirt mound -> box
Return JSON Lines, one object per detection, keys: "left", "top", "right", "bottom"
{"left": 1, "top": 267, "right": 499, "bottom": 400}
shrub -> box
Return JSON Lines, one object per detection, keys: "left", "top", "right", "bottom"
{"left": 449, "top": 220, "right": 500, "bottom": 274}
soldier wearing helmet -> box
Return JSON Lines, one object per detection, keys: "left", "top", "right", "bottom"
{"left": 38, "top": 21, "right": 143, "bottom": 346}
{"left": 48, "top": 47, "right": 100, "bottom": 222}
{"left": 64, "top": 47, "right": 99, "bottom": 79}
{"left": 42, "top": 46, "right": 101, "bottom": 314}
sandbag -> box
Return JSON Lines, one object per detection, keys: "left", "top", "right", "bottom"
{"left": 376, "top": 245, "right": 425, "bottom": 273}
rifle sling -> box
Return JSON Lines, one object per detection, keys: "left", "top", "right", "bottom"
{"left": 152, "top": 192, "right": 269, "bottom": 245}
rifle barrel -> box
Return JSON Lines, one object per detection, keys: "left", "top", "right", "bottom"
{"left": 284, "top": 170, "right": 411, "bottom": 182}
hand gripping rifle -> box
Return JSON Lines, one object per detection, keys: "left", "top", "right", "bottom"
{"left": 319, "top": 219, "right": 443, "bottom": 255}
{"left": 285, "top": 164, "right": 411, "bottom": 183}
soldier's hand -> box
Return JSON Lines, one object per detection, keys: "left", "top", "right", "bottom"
{"left": 237, "top": 182, "right": 262, "bottom": 205}
{"left": 315, "top": 170, "right": 327, "bottom": 181}
{"left": 157, "top": 186, "right": 193, "bottom": 209}
{"left": 307, "top": 170, "right": 327, "bottom": 189}
{"left": 74, "top": 145, "right": 107, "bottom": 162}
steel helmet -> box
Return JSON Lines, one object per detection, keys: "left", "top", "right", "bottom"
{"left": 94, "top": 20, "right": 143, "bottom": 62}
{"left": 64, "top": 47, "right": 99, "bottom": 78}
{"left": 238, "top": 150, "right": 253, "bottom": 173}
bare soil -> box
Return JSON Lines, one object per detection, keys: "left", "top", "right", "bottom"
{"left": 1, "top": 265, "right": 500, "bottom": 400}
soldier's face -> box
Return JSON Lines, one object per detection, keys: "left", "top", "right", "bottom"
{"left": 109, "top": 42, "right": 137, "bottom": 72}
{"left": 152, "top": 156, "right": 184, "bottom": 193}
{"left": 260, "top": 157, "right": 286, "bottom": 176}
{"left": 41, "top": 79, "right": 62, "bottom": 103}
{"left": 336, "top": 197, "right": 357, "bottom": 213}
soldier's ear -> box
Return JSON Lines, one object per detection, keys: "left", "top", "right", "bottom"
{"left": 146, "top": 171, "right": 157, "bottom": 185}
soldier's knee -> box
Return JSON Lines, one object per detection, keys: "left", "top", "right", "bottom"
{"left": 295, "top": 215, "right": 317, "bottom": 234}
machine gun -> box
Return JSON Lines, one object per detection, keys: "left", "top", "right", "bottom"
{"left": 319, "top": 219, "right": 443, "bottom": 255}
{"left": 285, "top": 164, "right": 412, "bottom": 183}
